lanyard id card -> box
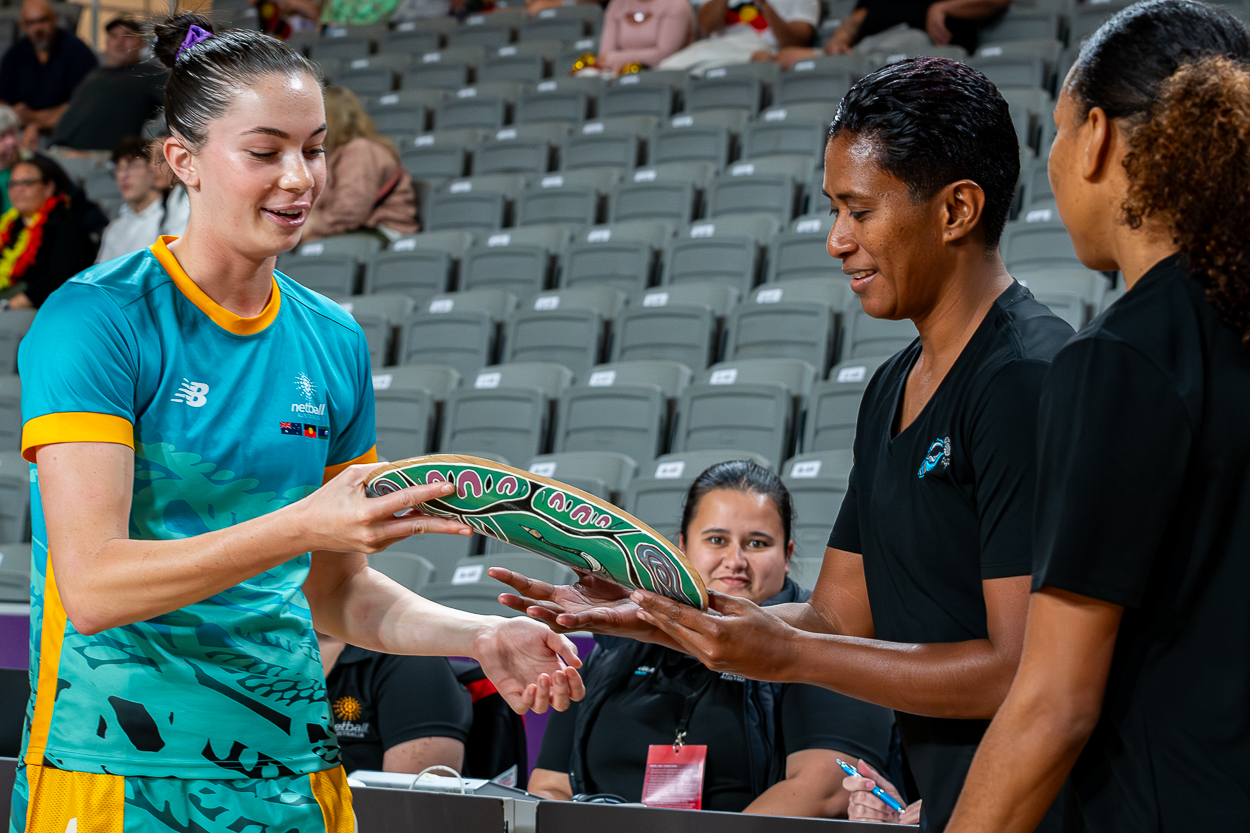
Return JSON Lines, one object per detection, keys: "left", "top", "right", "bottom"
{"left": 641, "top": 741, "right": 707, "bottom": 810}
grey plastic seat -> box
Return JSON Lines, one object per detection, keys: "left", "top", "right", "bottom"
{"left": 979, "top": 8, "right": 1061, "bottom": 42}
{"left": 520, "top": 15, "right": 588, "bottom": 44}
{"left": 447, "top": 24, "right": 515, "bottom": 50}
{"left": 685, "top": 76, "right": 764, "bottom": 114}
{"left": 561, "top": 117, "right": 656, "bottom": 170}
{"left": 626, "top": 449, "right": 772, "bottom": 539}
{"left": 425, "top": 553, "right": 576, "bottom": 616}
{"left": 649, "top": 123, "right": 734, "bottom": 169}
{"left": 613, "top": 281, "right": 740, "bottom": 370}
{"left": 440, "top": 362, "right": 574, "bottom": 462}
{"left": 369, "top": 99, "right": 431, "bottom": 136}
{"left": 599, "top": 79, "right": 676, "bottom": 120}
{"left": 969, "top": 55, "right": 1049, "bottom": 91}
{"left": 368, "top": 550, "right": 435, "bottom": 591}
{"left": 561, "top": 219, "right": 675, "bottom": 292}
{"left": 0, "top": 310, "right": 34, "bottom": 374}
{"left": 338, "top": 61, "right": 400, "bottom": 97}
{"left": 743, "top": 112, "right": 829, "bottom": 162}
{"left": 401, "top": 127, "right": 492, "bottom": 185}
{"left": 0, "top": 452, "right": 30, "bottom": 543}
{"left": 666, "top": 109, "right": 752, "bottom": 132}
{"left": 400, "top": 47, "right": 485, "bottom": 90}
{"left": 426, "top": 173, "right": 528, "bottom": 232}
{"left": 706, "top": 157, "right": 808, "bottom": 221}
{"left": 783, "top": 449, "right": 854, "bottom": 560}
{"left": 776, "top": 67, "right": 854, "bottom": 107}
{"left": 398, "top": 289, "right": 518, "bottom": 376}
{"left": 0, "top": 375, "right": 19, "bottom": 453}
{"left": 473, "top": 123, "right": 569, "bottom": 175}
{"left": 277, "top": 235, "right": 381, "bottom": 297}
{"left": 526, "top": 3, "right": 602, "bottom": 34}
{"left": 704, "top": 61, "right": 780, "bottom": 84}
{"left": 525, "top": 450, "right": 638, "bottom": 506}
{"left": 478, "top": 40, "right": 560, "bottom": 83}
{"left": 516, "top": 168, "right": 619, "bottom": 227}
{"left": 840, "top": 297, "right": 918, "bottom": 359}
{"left": 460, "top": 224, "right": 572, "bottom": 295}
{"left": 1001, "top": 219, "right": 1083, "bottom": 272}
{"left": 665, "top": 215, "right": 782, "bottom": 294}
{"left": 308, "top": 35, "right": 370, "bottom": 62}
{"left": 804, "top": 354, "right": 893, "bottom": 451}
{"left": 433, "top": 81, "right": 522, "bottom": 131}
{"left": 0, "top": 541, "right": 30, "bottom": 603}
{"left": 1020, "top": 160, "right": 1055, "bottom": 211}
{"left": 768, "top": 215, "right": 835, "bottom": 282}
{"left": 672, "top": 359, "right": 815, "bottom": 467}
{"left": 380, "top": 26, "right": 441, "bottom": 56}
{"left": 724, "top": 278, "right": 847, "bottom": 373}
{"left": 1015, "top": 268, "right": 1109, "bottom": 310}
{"left": 340, "top": 293, "right": 416, "bottom": 367}
{"left": 372, "top": 363, "right": 462, "bottom": 461}
{"left": 556, "top": 359, "right": 692, "bottom": 464}
{"left": 609, "top": 161, "right": 716, "bottom": 225}
{"left": 503, "top": 285, "right": 626, "bottom": 377}
{"left": 365, "top": 230, "right": 473, "bottom": 297}
{"left": 516, "top": 78, "right": 597, "bottom": 125}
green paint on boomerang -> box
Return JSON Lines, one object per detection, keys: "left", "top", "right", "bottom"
{"left": 366, "top": 461, "right": 706, "bottom": 608}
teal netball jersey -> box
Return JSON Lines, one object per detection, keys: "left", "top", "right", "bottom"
{"left": 17, "top": 237, "right": 377, "bottom": 779}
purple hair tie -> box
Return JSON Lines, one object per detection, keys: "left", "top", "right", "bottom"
{"left": 176, "top": 24, "right": 212, "bottom": 60}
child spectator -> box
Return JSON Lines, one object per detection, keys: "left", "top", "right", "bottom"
{"left": 95, "top": 136, "right": 167, "bottom": 264}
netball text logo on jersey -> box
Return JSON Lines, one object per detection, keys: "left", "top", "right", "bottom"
{"left": 171, "top": 378, "right": 210, "bottom": 407}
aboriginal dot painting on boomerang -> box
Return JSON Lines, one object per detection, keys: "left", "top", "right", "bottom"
{"left": 366, "top": 455, "right": 709, "bottom": 609}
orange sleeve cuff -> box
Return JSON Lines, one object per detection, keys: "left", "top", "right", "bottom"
{"left": 323, "top": 445, "right": 378, "bottom": 484}
{"left": 22, "top": 412, "right": 135, "bottom": 463}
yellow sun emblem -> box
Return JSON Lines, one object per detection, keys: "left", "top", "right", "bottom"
{"left": 333, "top": 696, "right": 362, "bottom": 722}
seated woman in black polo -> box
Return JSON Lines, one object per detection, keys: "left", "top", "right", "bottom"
{"left": 528, "top": 462, "right": 897, "bottom": 816}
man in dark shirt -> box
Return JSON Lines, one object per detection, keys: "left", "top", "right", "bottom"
{"left": 496, "top": 58, "right": 1071, "bottom": 833}
{"left": 51, "top": 18, "right": 166, "bottom": 152}
{"left": 0, "top": 0, "right": 96, "bottom": 147}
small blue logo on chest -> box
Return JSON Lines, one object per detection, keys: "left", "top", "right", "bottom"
{"left": 918, "top": 437, "right": 952, "bottom": 478}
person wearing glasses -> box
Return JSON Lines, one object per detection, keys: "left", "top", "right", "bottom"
{"left": 0, "top": 0, "right": 96, "bottom": 148}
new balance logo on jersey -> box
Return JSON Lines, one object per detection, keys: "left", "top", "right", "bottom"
{"left": 171, "top": 379, "right": 210, "bottom": 407}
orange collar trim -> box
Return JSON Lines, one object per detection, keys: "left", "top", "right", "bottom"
{"left": 149, "top": 235, "right": 281, "bottom": 336}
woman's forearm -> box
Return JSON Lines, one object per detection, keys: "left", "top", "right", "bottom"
{"left": 744, "top": 749, "right": 851, "bottom": 818}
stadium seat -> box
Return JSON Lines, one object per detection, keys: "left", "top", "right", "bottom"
{"left": 0, "top": 375, "right": 19, "bottom": 453}
{"left": 340, "top": 293, "right": 416, "bottom": 367}
{"left": 425, "top": 173, "right": 528, "bottom": 232}
{"left": 1001, "top": 219, "right": 1083, "bottom": 272}
{"left": 460, "top": 224, "right": 573, "bottom": 295}
{"left": 724, "top": 278, "right": 847, "bottom": 373}
{"left": 685, "top": 75, "right": 765, "bottom": 114}
{"left": 609, "top": 161, "right": 716, "bottom": 225}
{"left": 503, "top": 285, "right": 627, "bottom": 377}
{"left": 526, "top": 450, "right": 639, "bottom": 506}
{"left": 307, "top": 35, "right": 370, "bottom": 62}
{"left": 1016, "top": 268, "right": 1110, "bottom": 328}
{"left": 516, "top": 78, "right": 598, "bottom": 125}
{"left": 521, "top": 14, "right": 588, "bottom": 44}
{"left": 706, "top": 157, "right": 808, "bottom": 222}
{"left": 397, "top": 289, "right": 518, "bottom": 376}
{"left": 768, "top": 215, "right": 835, "bottom": 282}
{"left": 368, "top": 550, "right": 435, "bottom": 591}
{"left": 612, "top": 281, "right": 740, "bottom": 370}
{"left": 969, "top": 54, "right": 1050, "bottom": 91}
{"left": 1019, "top": 159, "right": 1055, "bottom": 213}
{"left": 433, "top": 81, "right": 522, "bottom": 131}
{"left": 979, "top": 8, "right": 1062, "bottom": 42}
{"left": 478, "top": 40, "right": 561, "bottom": 84}
{"left": 783, "top": 449, "right": 854, "bottom": 560}
{"left": 803, "top": 354, "right": 893, "bottom": 451}
{"left": 557, "top": 359, "right": 693, "bottom": 464}
{"left": 440, "top": 362, "right": 574, "bottom": 462}
{"left": 277, "top": 235, "right": 381, "bottom": 297}
{"left": 401, "top": 127, "right": 491, "bottom": 185}
{"left": 841, "top": 297, "right": 918, "bottom": 359}
{"left": 788, "top": 556, "right": 823, "bottom": 590}
{"left": 0, "top": 310, "right": 34, "bottom": 374}
{"left": 775, "top": 66, "right": 854, "bottom": 107}
{"left": 626, "top": 449, "right": 772, "bottom": 539}
{"left": 337, "top": 56, "right": 407, "bottom": 97}
{"left": 473, "top": 123, "right": 568, "bottom": 175}
{"left": 1070, "top": 4, "right": 1131, "bottom": 44}
{"left": 516, "top": 168, "right": 620, "bottom": 227}
{"left": 0, "top": 541, "right": 30, "bottom": 603}
{"left": 744, "top": 105, "right": 832, "bottom": 161}
{"left": 704, "top": 61, "right": 780, "bottom": 84}
{"left": 526, "top": 3, "right": 602, "bottom": 37}
{"left": 665, "top": 215, "right": 782, "bottom": 294}
{"left": 400, "top": 47, "right": 485, "bottom": 90}
{"left": 447, "top": 22, "right": 516, "bottom": 50}
{"left": 379, "top": 25, "right": 441, "bottom": 56}
{"left": 599, "top": 76, "right": 678, "bottom": 120}
{"left": 372, "top": 363, "right": 461, "bottom": 461}
{"left": 562, "top": 116, "right": 657, "bottom": 170}
{"left": 425, "top": 553, "right": 576, "bottom": 616}
{"left": 368, "top": 91, "right": 440, "bottom": 136}
{"left": 672, "top": 358, "right": 815, "bottom": 468}
{"left": 0, "top": 452, "right": 29, "bottom": 543}
{"left": 364, "top": 230, "right": 473, "bottom": 297}
{"left": 649, "top": 121, "right": 735, "bottom": 170}
{"left": 561, "top": 219, "right": 675, "bottom": 292}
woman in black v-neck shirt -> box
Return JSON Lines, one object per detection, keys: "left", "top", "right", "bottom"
{"left": 948, "top": 4, "right": 1250, "bottom": 833}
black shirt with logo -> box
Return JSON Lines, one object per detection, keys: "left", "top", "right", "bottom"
{"left": 1032, "top": 255, "right": 1250, "bottom": 830}
{"left": 326, "top": 646, "right": 473, "bottom": 774}
{"left": 828, "top": 282, "right": 1072, "bottom": 831}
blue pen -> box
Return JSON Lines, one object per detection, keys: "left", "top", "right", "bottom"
{"left": 837, "top": 758, "right": 907, "bottom": 814}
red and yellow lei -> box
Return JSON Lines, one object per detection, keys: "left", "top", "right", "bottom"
{"left": 0, "top": 194, "right": 66, "bottom": 291}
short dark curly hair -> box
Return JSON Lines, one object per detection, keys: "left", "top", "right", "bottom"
{"left": 827, "top": 57, "right": 1020, "bottom": 249}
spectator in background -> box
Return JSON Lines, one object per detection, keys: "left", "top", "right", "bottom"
{"left": 596, "top": 0, "right": 696, "bottom": 73}
{"left": 95, "top": 137, "right": 166, "bottom": 264}
{"left": 656, "top": 0, "right": 818, "bottom": 73}
{"left": 758, "top": 0, "right": 1010, "bottom": 68}
{"left": 51, "top": 17, "right": 167, "bottom": 153}
{"left": 0, "top": 154, "right": 102, "bottom": 309}
{"left": 0, "top": 105, "right": 23, "bottom": 213}
{"left": 304, "top": 86, "right": 418, "bottom": 241}
{"left": 141, "top": 115, "right": 189, "bottom": 238}
{"left": 524, "top": 462, "right": 897, "bottom": 816}
{"left": 0, "top": 0, "right": 96, "bottom": 148}
{"left": 321, "top": 0, "right": 403, "bottom": 26}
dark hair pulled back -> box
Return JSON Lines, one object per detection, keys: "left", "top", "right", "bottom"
{"left": 679, "top": 461, "right": 794, "bottom": 548}
{"left": 151, "top": 13, "right": 322, "bottom": 152}
{"left": 1073, "top": 0, "right": 1250, "bottom": 346}
{"left": 18, "top": 154, "right": 70, "bottom": 196}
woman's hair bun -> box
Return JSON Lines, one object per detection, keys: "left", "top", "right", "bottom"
{"left": 152, "top": 12, "right": 216, "bottom": 69}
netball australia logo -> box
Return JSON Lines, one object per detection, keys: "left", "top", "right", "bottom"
{"left": 918, "top": 437, "right": 952, "bottom": 479}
